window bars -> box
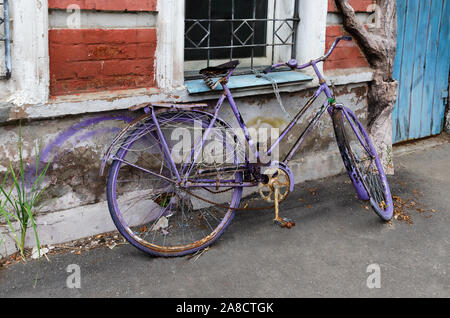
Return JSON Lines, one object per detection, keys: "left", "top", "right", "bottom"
{"left": 185, "top": 0, "right": 300, "bottom": 76}
{"left": 0, "top": 0, "right": 11, "bottom": 79}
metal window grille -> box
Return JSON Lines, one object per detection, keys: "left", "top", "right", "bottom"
{"left": 185, "top": 0, "right": 300, "bottom": 77}
{"left": 0, "top": 0, "right": 11, "bottom": 79}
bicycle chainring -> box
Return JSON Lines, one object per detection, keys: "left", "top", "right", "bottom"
{"left": 258, "top": 166, "right": 292, "bottom": 203}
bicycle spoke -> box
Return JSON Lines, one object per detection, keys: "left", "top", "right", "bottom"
{"left": 336, "top": 108, "right": 393, "bottom": 220}
{"left": 108, "top": 111, "right": 244, "bottom": 255}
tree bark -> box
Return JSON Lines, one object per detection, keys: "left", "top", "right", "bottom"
{"left": 334, "top": 0, "right": 397, "bottom": 173}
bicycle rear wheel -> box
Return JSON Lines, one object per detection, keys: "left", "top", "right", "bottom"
{"left": 332, "top": 106, "right": 393, "bottom": 221}
{"left": 106, "top": 111, "right": 245, "bottom": 256}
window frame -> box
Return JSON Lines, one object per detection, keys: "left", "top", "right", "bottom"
{"left": 0, "top": 0, "right": 11, "bottom": 79}
{"left": 184, "top": 0, "right": 300, "bottom": 78}
{"left": 156, "top": 0, "right": 329, "bottom": 93}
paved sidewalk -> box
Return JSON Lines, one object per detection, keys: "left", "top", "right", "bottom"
{"left": 1, "top": 135, "right": 449, "bottom": 297}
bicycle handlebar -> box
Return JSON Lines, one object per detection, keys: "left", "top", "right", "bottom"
{"left": 263, "top": 36, "right": 353, "bottom": 74}
{"left": 321, "top": 36, "right": 353, "bottom": 61}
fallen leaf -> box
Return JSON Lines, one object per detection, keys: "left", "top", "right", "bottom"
{"left": 108, "top": 243, "right": 117, "bottom": 250}
{"left": 31, "top": 247, "right": 50, "bottom": 260}
{"left": 139, "top": 226, "right": 148, "bottom": 233}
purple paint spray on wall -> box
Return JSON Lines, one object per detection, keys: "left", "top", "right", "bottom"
{"left": 24, "top": 114, "right": 135, "bottom": 188}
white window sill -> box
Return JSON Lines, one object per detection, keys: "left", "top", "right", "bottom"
{"left": 184, "top": 71, "right": 313, "bottom": 95}
{"left": 0, "top": 67, "right": 374, "bottom": 123}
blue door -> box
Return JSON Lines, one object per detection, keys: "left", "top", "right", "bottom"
{"left": 393, "top": 0, "right": 450, "bottom": 143}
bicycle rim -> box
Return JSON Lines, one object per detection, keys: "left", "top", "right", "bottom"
{"left": 106, "top": 111, "right": 245, "bottom": 256}
{"left": 333, "top": 108, "right": 393, "bottom": 221}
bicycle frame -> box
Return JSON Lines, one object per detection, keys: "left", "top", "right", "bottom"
{"left": 102, "top": 34, "right": 394, "bottom": 256}
{"left": 176, "top": 58, "right": 336, "bottom": 186}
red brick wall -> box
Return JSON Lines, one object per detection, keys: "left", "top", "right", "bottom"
{"left": 48, "top": 0, "right": 157, "bottom": 11}
{"left": 49, "top": 29, "right": 157, "bottom": 96}
{"left": 324, "top": 25, "right": 369, "bottom": 71}
{"left": 325, "top": 0, "right": 374, "bottom": 71}
{"left": 327, "top": 0, "right": 375, "bottom": 12}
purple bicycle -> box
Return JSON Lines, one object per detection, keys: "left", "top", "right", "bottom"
{"left": 101, "top": 36, "right": 393, "bottom": 257}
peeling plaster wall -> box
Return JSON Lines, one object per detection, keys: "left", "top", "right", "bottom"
{"left": 0, "top": 0, "right": 49, "bottom": 105}
{"left": 0, "top": 112, "right": 132, "bottom": 208}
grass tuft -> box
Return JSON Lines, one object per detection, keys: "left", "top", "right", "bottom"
{"left": 0, "top": 122, "right": 51, "bottom": 263}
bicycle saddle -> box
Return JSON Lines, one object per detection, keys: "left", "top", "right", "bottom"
{"left": 199, "top": 60, "right": 240, "bottom": 90}
{"left": 199, "top": 60, "right": 240, "bottom": 76}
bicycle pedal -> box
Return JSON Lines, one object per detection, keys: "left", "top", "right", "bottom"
{"left": 273, "top": 217, "right": 296, "bottom": 229}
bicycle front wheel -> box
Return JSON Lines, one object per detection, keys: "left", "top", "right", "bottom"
{"left": 106, "top": 111, "right": 245, "bottom": 256}
{"left": 332, "top": 106, "right": 393, "bottom": 221}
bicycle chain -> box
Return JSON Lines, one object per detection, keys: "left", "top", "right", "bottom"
{"left": 180, "top": 186, "right": 275, "bottom": 211}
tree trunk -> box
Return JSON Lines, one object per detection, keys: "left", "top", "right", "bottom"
{"left": 334, "top": 0, "right": 397, "bottom": 174}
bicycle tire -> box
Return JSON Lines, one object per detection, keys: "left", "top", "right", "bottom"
{"left": 332, "top": 106, "right": 394, "bottom": 221}
{"left": 106, "top": 111, "right": 244, "bottom": 257}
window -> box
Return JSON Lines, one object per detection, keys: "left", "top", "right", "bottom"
{"left": 184, "top": 0, "right": 300, "bottom": 78}
{"left": 0, "top": 0, "right": 11, "bottom": 79}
